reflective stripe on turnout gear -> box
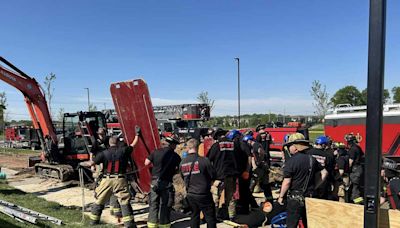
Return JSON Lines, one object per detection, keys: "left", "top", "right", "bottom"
{"left": 89, "top": 213, "right": 100, "bottom": 221}
{"left": 122, "top": 215, "right": 134, "bottom": 222}
{"left": 147, "top": 222, "right": 158, "bottom": 228}
{"left": 159, "top": 223, "right": 171, "bottom": 228}
{"left": 353, "top": 197, "right": 363, "bottom": 204}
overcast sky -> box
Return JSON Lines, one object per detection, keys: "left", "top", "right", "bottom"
{"left": 1, "top": 1, "right": 399, "bottom": 120}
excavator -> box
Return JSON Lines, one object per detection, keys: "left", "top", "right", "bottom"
{"left": 0, "top": 57, "right": 105, "bottom": 181}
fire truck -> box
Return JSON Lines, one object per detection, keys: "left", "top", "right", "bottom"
{"left": 5, "top": 125, "right": 40, "bottom": 150}
{"left": 324, "top": 104, "right": 400, "bottom": 158}
{"left": 154, "top": 104, "right": 210, "bottom": 139}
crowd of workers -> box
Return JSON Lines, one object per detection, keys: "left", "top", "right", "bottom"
{"left": 79, "top": 124, "right": 400, "bottom": 228}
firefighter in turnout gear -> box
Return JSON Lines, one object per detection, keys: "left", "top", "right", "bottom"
{"left": 145, "top": 136, "right": 182, "bottom": 228}
{"left": 207, "top": 128, "right": 239, "bottom": 221}
{"left": 80, "top": 126, "right": 140, "bottom": 228}
{"left": 346, "top": 133, "right": 364, "bottom": 204}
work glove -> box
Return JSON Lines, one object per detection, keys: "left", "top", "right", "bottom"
{"left": 241, "top": 171, "right": 250, "bottom": 180}
{"left": 135, "top": 125, "right": 141, "bottom": 136}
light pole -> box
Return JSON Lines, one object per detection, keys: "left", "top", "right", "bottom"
{"left": 234, "top": 57, "right": 240, "bottom": 128}
{"left": 84, "top": 88, "right": 90, "bottom": 111}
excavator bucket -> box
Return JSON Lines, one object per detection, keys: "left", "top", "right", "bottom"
{"left": 110, "top": 79, "right": 161, "bottom": 193}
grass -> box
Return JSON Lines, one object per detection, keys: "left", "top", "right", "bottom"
{"left": 0, "top": 180, "right": 113, "bottom": 228}
{"left": 309, "top": 130, "right": 325, "bottom": 143}
{"left": 0, "top": 148, "right": 39, "bottom": 156}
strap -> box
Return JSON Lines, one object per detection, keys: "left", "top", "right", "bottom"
{"left": 302, "top": 155, "right": 314, "bottom": 194}
{"left": 185, "top": 155, "right": 199, "bottom": 189}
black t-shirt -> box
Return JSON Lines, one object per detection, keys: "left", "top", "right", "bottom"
{"left": 94, "top": 145, "right": 133, "bottom": 175}
{"left": 306, "top": 148, "right": 335, "bottom": 174}
{"left": 256, "top": 133, "right": 271, "bottom": 153}
{"left": 283, "top": 150, "right": 323, "bottom": 196}
{"left": 207, "top": 137, "right": 239, "bottom": 180}
{"left": 233, "top": 137, "right": 251, "bottom": 173}
{"left": 147, "top": 147, "right": 182, "bottom": 182}
{"left": 348, "top": 144, "right": 364, "bottom": 166}
{"left": 180, "top": 153, "right": 216, "bottom": 195}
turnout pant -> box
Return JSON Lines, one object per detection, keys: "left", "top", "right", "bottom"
{"left": 211, "top": 176, "right": 237, "bottom": 220}
{"left": 90, "top": 177, "right": 135, "bottom": 228}
{"left": 238, "top": 176, "right": 257, "bottom": 213}
{"left": 110, "top": 195, "right": 122, "bottom": 217}
{"left": 187, "top": 193, "right": 217, "bottom": 228}
{"left": 147, "top": 179, "right": 175, "bottom": 228}
{"left": 251, "top": 166, "right": 273, "bottom": 203}
{"left": 350, "top": 165, "right": 363, "bottom": 203}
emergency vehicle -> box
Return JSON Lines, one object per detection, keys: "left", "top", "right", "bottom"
{"left": 5, "top": 125, "right": 40, "bottom": 150}
{"left": 324, "top": 104, "right": 400, "bottom": 158}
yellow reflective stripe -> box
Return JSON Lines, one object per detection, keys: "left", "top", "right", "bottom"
{"left": 354, "top": 197, "right": 364, "bottom": 203}
{"left": 147, "top": 222, "right": 158, "bottom": 228}
{"left": 159, "top": 223, "right": 171, "bottom": 228}
{"left": 89, "top": 213, "right": 100, "bottom": 221}
{"left": 122, "top": 215, "right": 134, "bottom": 222}
{"left": 113, "top": 208, "right": 121, "bottom": 212}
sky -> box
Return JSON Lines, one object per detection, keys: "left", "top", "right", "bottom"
{"left": 1, "top": 0, "right": 399, "bottom": 120}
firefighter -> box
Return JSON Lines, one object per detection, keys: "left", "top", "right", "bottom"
{"left": 277, "top": 133, "right": 328, "bottom": 228}
{"left": 244, "top": 134, "right": 273, "bottom": 204}
{"left": 331, "top": 143, "right": 350, "bottom": 202}
{"left": 306, "top": 136, "right": 335, "bottom": 199}
{"left": 346, "top": 133, "right": 364, "bottom": 204}
{"left": 180, "top": 139, "right": 217, "bottom": 228}
{"left": 255, "top": 124, "right": 272, "bottom": 160}
{"left": 145, "top": 136, "right": 181, "bottom": 228}
{"left": 381, "top": 158, "right": 400, "bottom": 209}
{"left": 80, "top": 126, "right": 141, "bottom": 228}
{"left": 207, "top": 128, "right": 239, "bottom": 221}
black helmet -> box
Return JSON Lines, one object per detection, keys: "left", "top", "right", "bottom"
{"left": 212, "top": 128, "right": 228, "bottom": 140}
{"left": 382, "top": 158, "right": 398, "bottom": 171}
{"left": 345, "top": 133, "right": 357, "bottom": 142}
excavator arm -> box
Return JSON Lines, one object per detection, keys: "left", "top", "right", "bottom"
{"left": 0, "top": 57, "right": 58, "bottom": 160}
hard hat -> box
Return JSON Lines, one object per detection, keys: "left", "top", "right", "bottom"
{"left": 284, "top": 133, "right": 309, "bottom": 147}
{"left": 242, "top": 134, "right": 254, "bottom": 142}
{"left": 345, "top": 133, "right": 357, "bottom": 142}
{"left": 226, "top": 129, "right": 241, "bottom": 140}
{"left": 382, "top": 158, "right": 398, "bottom": 171}
{"left": 284, "top": 134, "right": 290, "bottom": 143}
{"left": 256, "top": 124, "right": 266, "bottom": 132}
{"left": 212, "top": 128, "right": 228, "bottom": 140}
{"left": 165, "top": 136, "right": 180, "bottom": 145}
{"left": 315, "top": 136, "right": 329, "bottom": 145}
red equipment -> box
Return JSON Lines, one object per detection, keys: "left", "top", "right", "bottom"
{"left": 0, "top": 57, "right": 105, "bottom": 180}
{"left": 5, "top": 126, "right": 40, "bottom": 150}
{"left": 110, "top": 79, "right": 161, "bottom": 193}
{"left": 324, "top": 104, "right": 400, "bottom": 157}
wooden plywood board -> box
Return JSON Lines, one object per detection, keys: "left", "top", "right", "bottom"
{"left": 306, "top": 198, "right": 400, "bottom": 228}
{"left": 110, "top": 79, "right": 161, "bottom": 193}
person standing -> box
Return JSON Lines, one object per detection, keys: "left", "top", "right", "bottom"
{"left": 207, "top": 128, "right": 239, "bottom": 221}
{"left": 180, "top": 139, "right": 217, "bottom": 228}
{"left": 80, "top": 126, "right": 141, "bottom": 228}
{"left": 145, "top": 137, "right": 181, "bottom": 228}
{"left": 277, "top": 133, "right": 328, "bottom": 228}
{"left": 381, "top": 158, "right": 400, "bottom": 209}
{"left": 346, "top": 133, "right": 364, "bottom": 204}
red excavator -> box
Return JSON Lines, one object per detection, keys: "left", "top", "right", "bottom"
{"left": 0, "top": 57, "right": 105, "bottom": 181}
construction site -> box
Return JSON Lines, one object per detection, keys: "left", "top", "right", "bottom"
{"left": 1, "top": 1, "right": 400, "bottom": 228}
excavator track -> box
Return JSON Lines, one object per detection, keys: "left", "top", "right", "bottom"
{"left": 34, "top": 163, "right": 75, "bottom": 181}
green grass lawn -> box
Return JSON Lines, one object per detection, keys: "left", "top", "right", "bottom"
{"left": 0, "top": 148, "right": 39, "bottom": 156}
{"left": 0, "top": 180, "right": 112, "bottom": 228}
{"left": 309, "top": 130, "right": 325, "bottom": 143}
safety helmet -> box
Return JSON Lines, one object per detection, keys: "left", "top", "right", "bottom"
{"left": 212, "top": 128, "right": 228, "bottom": 140}
{"left": 242, "top": 134, "right": 254, "bottom": 142}
{"left": 284, "top": 134, "right": 290, "bottom": 143}
{"left": 382, "top": 158, "right": 398, "bottom": 171}
{"left": 315, "top": 136, "right": 329, "bottom": 145}
{"left": 226, "top": 129, "right": 241, "bottom": 140}
{"left": 345, "top": 133, "right": 357, "bottom": 143}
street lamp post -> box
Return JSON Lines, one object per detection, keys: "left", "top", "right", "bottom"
{"left": 234, "top": 57, "right": 240, "bottom": 128}
{"left": 84, "top": 88, "right": 90, "bottom": 111}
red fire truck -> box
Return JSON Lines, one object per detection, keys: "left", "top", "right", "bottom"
{"left": 324, "top": 104, "right": 400, "bottom": 158}
{"left": 5, "top": 126, "right": 40, "bottom": 150}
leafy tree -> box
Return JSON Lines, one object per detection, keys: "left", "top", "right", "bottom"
{"left": 89, "top": 103, "right": 97, "bottom": 111}
{"left": 392, "top": 87, "right": 400, "bottom": 103}
{"left": 310, "top": 80, "right": 330, "bottom": 118}
{"left": 330, "top": 86, "right": 363, "bottom": 106}
{"left": 361, "top": 88, "right": 390, "bottom": 105}
{"left": 197, "top": 91, "right": 215, "bottom": 112}
{"left": 44, "top": 73, "right": 56, "bottom": 115}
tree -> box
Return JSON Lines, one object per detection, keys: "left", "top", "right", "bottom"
{"left": 89, "top": 103, "right": 97, "bottom": 111}
{"left": 57, "top": 108, "right": 65, "bottom": 122}
{"left": 310, "top": 80, "right": 330, "bottom": 118}
{"left": 197, "top": 91, "right": 215, "bottom": 112}
{"left": 361, "top": 88, "right": 390, "bottom": 105}
{"left": 44, "top": 73, "right": 56, "bottom": 115}
{"left": 330, "top": 86, "right": 363, "bottom": 106}
{"left": 392, "top": 87, "right": 400, "bottom": 103}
